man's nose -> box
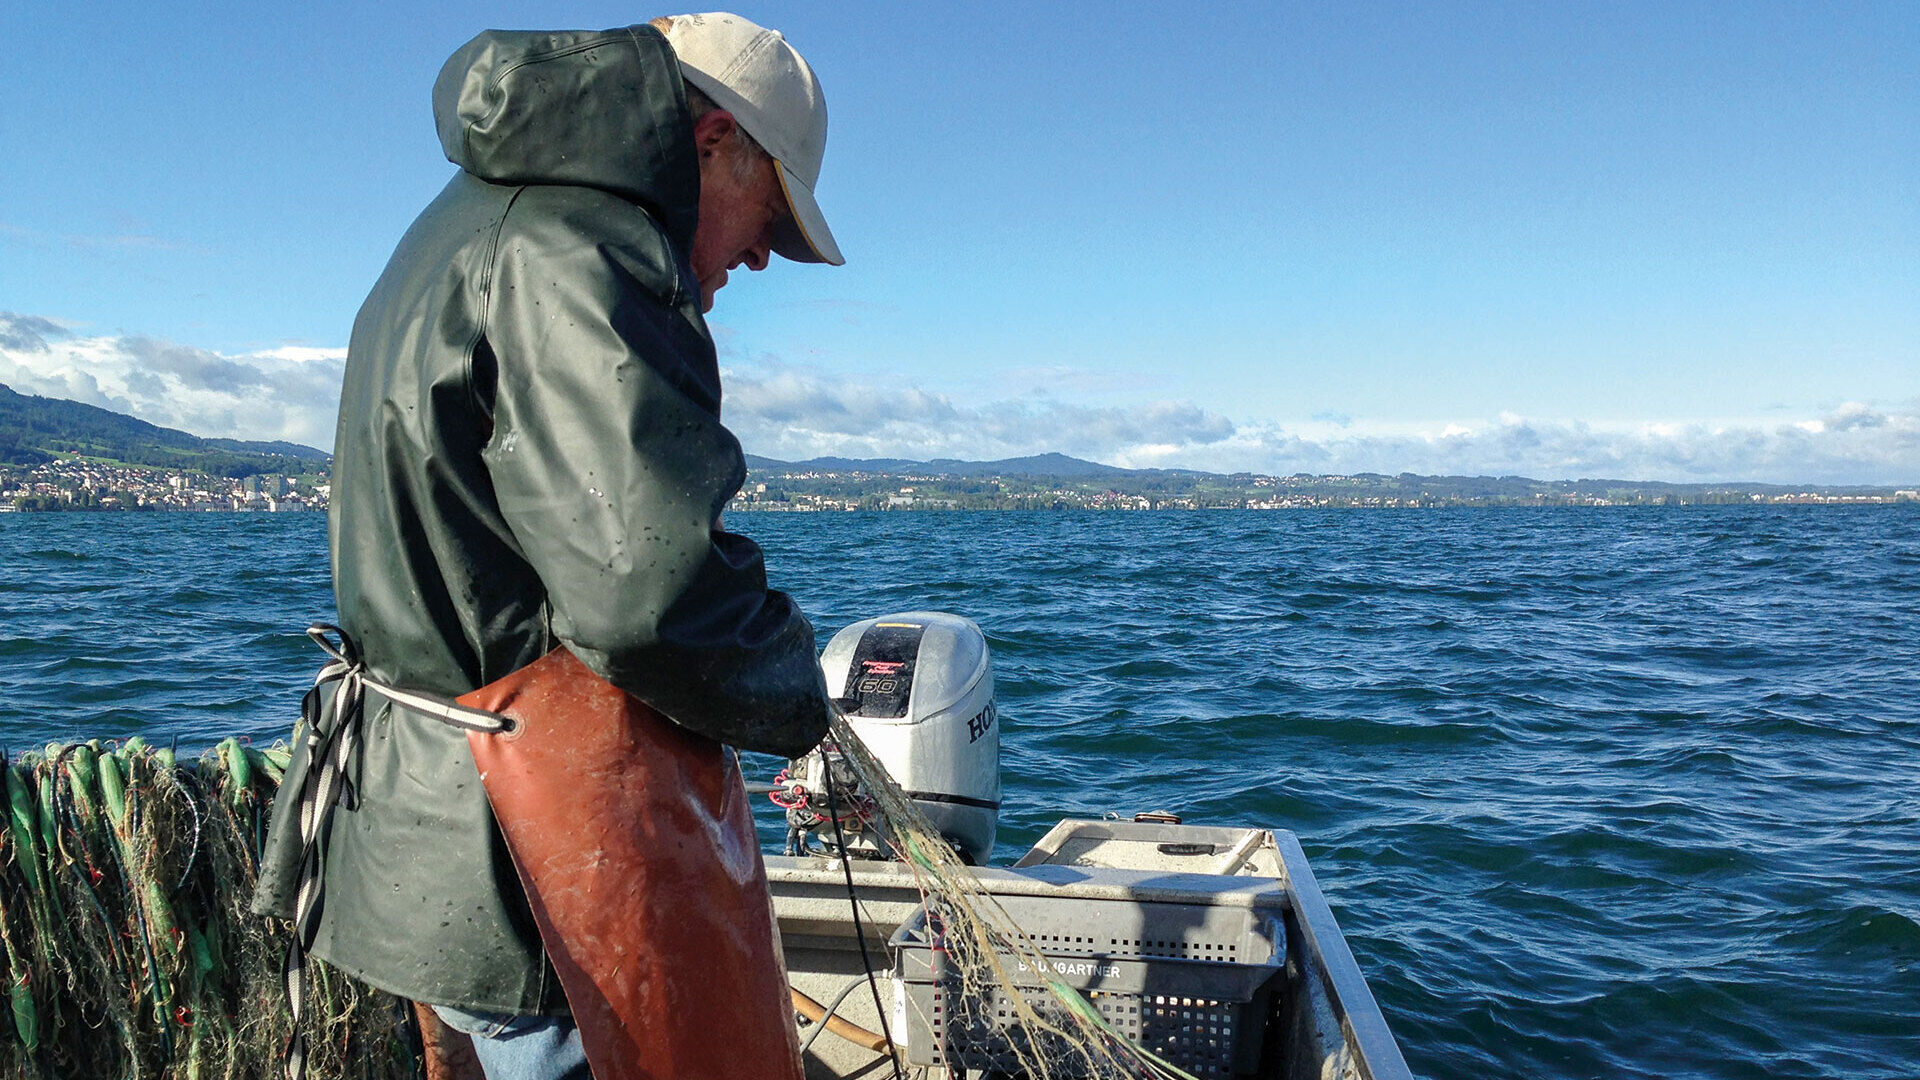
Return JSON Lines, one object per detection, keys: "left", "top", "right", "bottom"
{"left": 741, "top": 237, "right": 771, "bottom": 273}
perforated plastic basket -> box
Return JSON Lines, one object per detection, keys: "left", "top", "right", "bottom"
{"left": 890, "top": 893, "right": 1285, "bottom": 1078}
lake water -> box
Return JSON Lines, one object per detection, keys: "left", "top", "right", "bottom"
{"left": 1, "top": 507, "right": 1915, "bottom": 1079}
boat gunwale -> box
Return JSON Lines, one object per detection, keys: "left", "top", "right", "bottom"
{"left": 1270, "top": 830, "right": 1415, "bottom": 1080}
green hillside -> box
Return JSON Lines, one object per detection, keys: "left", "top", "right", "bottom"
{"left": 0, "top": 383, "right": 329, "bottom": 477}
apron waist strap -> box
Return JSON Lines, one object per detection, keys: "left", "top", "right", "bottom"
{"left": 277, "top": 623, "right": 510, "bottom": 1080}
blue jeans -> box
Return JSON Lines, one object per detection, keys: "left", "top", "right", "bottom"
{"left": 431, "top": 1005, "right": 592, "bottom": 1080}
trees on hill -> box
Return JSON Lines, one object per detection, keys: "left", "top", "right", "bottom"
{"left": 0, "top": 383, "right": 326, "bottom": 477}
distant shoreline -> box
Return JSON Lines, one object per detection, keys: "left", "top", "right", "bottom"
{"left": 4, "top": 444, "right": 1914, "bottom": 514}
{"left": 727, "top": 499, "right": 1918, "bottom": 511}
{"left": 3, "top": 499, "right": 1913, "bottom": 516}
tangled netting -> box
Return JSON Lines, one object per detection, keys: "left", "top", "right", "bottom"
{"left": 824, "top": 714, "right": 1199, "bottom": 1080}
{"left": 2, "top": 721, "right": 1203, "bottom": 1080}
{"left": 0, "top": 738, "right": 414, "bottom": 1080}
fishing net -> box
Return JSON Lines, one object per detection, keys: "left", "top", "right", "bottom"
{"left": 822, "top": 713, "right": 1199, "bottom": 1080}
{"left": 0, "top": 738, "right": 412, "bottom": 1080}
{"left": 1, "top": 722, "right": 1199, "bottom": 1080}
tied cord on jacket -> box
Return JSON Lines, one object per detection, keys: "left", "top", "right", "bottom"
{"left": 278, "top": 624, "right": 511, "bottom": 1080}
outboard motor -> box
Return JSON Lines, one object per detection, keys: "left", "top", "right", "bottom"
{"left": 775, "top": 612, "right": 1000, "bottom": 864}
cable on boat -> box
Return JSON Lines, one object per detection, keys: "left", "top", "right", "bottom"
{"left": 822, "top": 744, "right": 905, "bottom": 1078}
{"left": 792, "top": 981, "right": 892, "bottom": 1055}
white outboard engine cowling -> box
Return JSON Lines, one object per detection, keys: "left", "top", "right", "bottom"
{"left": 820, "top": 611, "right": 999, "bottom": 864}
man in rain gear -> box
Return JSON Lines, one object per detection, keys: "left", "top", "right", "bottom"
{"left": 255, "top": 13, "right": 844, "bottom": 1078}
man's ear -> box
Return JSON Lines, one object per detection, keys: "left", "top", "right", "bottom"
{"left": 691, "top": 109, "right": 739, "bottom": 157}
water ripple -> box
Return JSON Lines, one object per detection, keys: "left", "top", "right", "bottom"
{"left": 2, "top": 506, "right": 1916, "bottom": 1078}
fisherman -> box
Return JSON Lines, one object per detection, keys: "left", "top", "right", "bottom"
{"left": 254, "top": 13, "right": 843, "bottom": 1079}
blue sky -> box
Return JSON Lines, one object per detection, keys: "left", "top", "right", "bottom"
{"left": 3, "top": 1, "right": 1915, "bottom": 482}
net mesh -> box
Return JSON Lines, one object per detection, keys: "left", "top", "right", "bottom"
{"left": 825, "top": 713, "right": 1199, "bottom": 1080}
{"left": 3, "top": 723, "right": 1204, "bottom": 1080}
{"left": 0, "top": 739, "right": 411, "bottom": 1080}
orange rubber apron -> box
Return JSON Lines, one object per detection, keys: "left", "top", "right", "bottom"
{"left": 457, "top": 647, "right": 805, "bottom": 1080}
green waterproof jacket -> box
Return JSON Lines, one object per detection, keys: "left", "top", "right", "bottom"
{"left": 252, "top": 25, "right": 831, "bottom": 1013}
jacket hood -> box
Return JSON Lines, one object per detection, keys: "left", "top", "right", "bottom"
{"left": 434, "top": 26, "right": 699, "bottom": 252}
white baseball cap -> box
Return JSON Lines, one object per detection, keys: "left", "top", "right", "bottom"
{"left": 659, "top": 12, "right": 844, "bottom": 266}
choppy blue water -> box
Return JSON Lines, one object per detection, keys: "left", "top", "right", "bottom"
{"left": 1, "top": 508, "right": 1915, "bottom": 1079}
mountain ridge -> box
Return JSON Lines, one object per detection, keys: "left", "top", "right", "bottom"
{"left": 0, "top": 382, "right": 329, "bottom": 476}
{"left": 741, "top": 450, "right": 1910, "bottom": 501}
{"left": 743, "top": 451, "right": 1211, "bottom": 480}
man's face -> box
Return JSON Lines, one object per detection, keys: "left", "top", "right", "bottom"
{"left": 689, "top": 111, "right": 789, "bottom": 313}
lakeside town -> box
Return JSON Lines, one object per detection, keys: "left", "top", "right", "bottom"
{"left": 727, "top": 468, "right": 1920, "bottom": 511}
{"left": 3, "top": 455, "right": 1914, "bottom": 515}
{"left": 0, "top": 458, "right": 328, "bottom": 512}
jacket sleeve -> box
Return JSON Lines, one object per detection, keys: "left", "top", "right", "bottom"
{"left": 477, "top": 190, "right": 829, "bottom": 759}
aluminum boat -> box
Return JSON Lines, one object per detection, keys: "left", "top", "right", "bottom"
{"left": 768, "top": 816, "right": 1413, "bottom": 1080}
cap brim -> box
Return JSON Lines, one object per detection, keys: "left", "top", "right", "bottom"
{"left": 772, "top": 160, "right": 844, "bottom": 266}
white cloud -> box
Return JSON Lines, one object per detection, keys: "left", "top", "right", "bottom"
{"left": 4, "top": 312, "right": 1914, "bottom": 484}
{"left": 1208, "top": 408, "right": 1920, "bottom": 485}
{"left": 721, "top": 361, "right": 1235, "bottom": 466}
{"left": 724, "top": 357, "right": 1919, "bottom": 484}
{"left": 0, "top": 313, "right": 344, "bottom": 451}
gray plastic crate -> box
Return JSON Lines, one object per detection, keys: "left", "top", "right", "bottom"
{"left": 890, "top": 893, "right": 1285, "bottom": 1078}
